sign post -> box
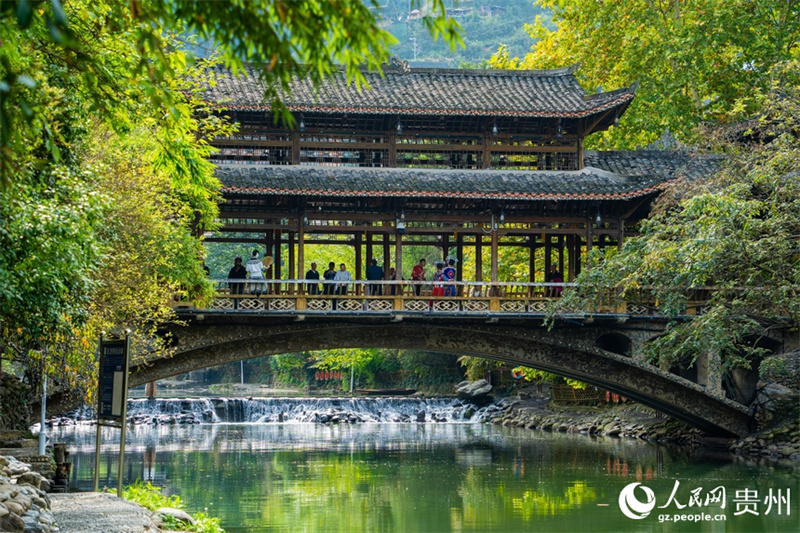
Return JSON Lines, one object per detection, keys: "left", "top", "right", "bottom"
{"left": 92, "top": 332, "right": 130, "bottom": 496}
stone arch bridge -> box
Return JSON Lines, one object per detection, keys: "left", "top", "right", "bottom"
{"left": 130, "top": 312, "right": 762, "bottom": 438}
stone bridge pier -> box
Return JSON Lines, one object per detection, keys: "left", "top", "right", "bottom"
{"left": 129, "top": 315, "right": 757, "bottom": 437}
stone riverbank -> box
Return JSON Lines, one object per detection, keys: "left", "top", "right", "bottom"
{"left": 486, "top": 384, "right": 800, "bottom": 468}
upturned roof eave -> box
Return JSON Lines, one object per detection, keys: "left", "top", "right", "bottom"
{"left": 220, "top": 183, "right": 666, "bottom": 202}
{"left": 212, "top": 90, "right": 635, "bottom": 120}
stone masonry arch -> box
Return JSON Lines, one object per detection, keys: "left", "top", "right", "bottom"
{"left": 131, "top": 318, "right": 754, "bottom": 437}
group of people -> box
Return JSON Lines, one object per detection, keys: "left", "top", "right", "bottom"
{"left": 304, "top": 260, "right": 402, "bottom": 296}
{"left": 413, "top": 257, "right": 458, "bottom": 297}
{"left": 227, "top": 250, "right": 563, "bottom": 304}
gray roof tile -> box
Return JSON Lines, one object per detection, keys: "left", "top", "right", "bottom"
{"left": 203, "top": 65, "right": 635, "bottom": 119}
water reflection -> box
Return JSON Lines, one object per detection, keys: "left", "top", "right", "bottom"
{"left": 57, "top": 424, "right": 797, "bottom": 533}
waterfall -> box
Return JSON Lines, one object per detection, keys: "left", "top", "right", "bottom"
{"left": 50, "top": 397, "right": 502, "bottom": 426}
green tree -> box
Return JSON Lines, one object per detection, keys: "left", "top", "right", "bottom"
{"left": 491, "top": 0, "right": 800, "bottom": 148}
{"left": 0, "top": 0, "right": 463, "bottom": 416}
{"left": 553, "top": 62, "right": 800, "bottom": 373}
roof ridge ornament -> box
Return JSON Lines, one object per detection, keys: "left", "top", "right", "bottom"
{"left": 386, "top": 57, "right": 411, "bottom": 73}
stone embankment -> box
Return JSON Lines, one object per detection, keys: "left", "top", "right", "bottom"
{"left": 0, "top": 456, "right": 57, "bottom": 533}
{"left": 484, "top": 388, "right": 706, "bottom": 446}
{"left": 480, "top": 376, "right": 799, "bottom": 464}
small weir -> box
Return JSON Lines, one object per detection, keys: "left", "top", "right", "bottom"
{"left": 51, "top": 397, "right": 500, "bottom": 427}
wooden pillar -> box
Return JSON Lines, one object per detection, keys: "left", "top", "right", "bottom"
{"left": 264, "top": 230, "right": 274, "bottom": 281}
{"left": 291, "top": 131, "right": 300, "bottom": 165}
{"left": 442, "top": 234, "right": 450, "bottom": 261}
{"left": 383, "top": 230, "right": 391, "bottom": 276}
{"left": 274, "top": 229, "right": 282, "bottom": 288}
{"left": 297, "top": 215, "right": 305, "bottom": 293}
{"left": 355, "top": 232, "right": 362, "bottom": 295}
{"left": 490, "top": 224, "right": 499, "bottom": 283}
{"left": 475, "top": 234, "right": 483, "bottom": 282}
{"left": 618, "top": 218, "right": 625, "bottom": 251}
{"left": 544, "top": 234, "right": 552, "bottom": 276}
{"left": 288, "top": 232, "right": 295, "bottom": 293}
{"left": 566, "top": 235, "right": 574, "bottom": 282}
{"left": 574, "top": 234, "right": 582, "bottom": 277}
{"left": 388, "top": 132, "right": 397, "bottom": 166}
{"left": 482, "top": 131, "right": 491, "bottom": 169}
{"left": 586, "top": 221, "right": 593, "bottom": 269}
{"left": 557, "top": 235, "right": 565, "bottom": 276}
{"left": 395, "top": 231, "right": 403, "bottom": 284}
{"left": 456, "top": 233, "right": 463, "bottom": 281}
{"left": 529, "top": 236, "right": 536, "bottom": 283}
{"left": 366, "top": 232, "right": 373, "bottom": 276}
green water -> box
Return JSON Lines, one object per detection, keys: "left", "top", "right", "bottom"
{"left": 58, "top": 423, "right": 798, "bottom": 533}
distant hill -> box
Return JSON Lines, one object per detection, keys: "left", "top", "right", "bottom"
{"left": 377, "top": 0, "right": 550, "bottom": 68}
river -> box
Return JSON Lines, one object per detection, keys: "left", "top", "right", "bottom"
{"left": 53, "top": 398, "right": 797, "bottom": 533}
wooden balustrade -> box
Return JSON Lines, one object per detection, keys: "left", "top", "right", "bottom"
{"left": 171, "top": 279, "right": 663, "bottom": 316}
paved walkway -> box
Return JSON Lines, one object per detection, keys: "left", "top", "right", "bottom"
{"left": 50, "top": 492, "right": 160, "bottom": 533}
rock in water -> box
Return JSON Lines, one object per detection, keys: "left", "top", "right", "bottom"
{"left": 456, "top": 379, "right": 494, "bottom": 405}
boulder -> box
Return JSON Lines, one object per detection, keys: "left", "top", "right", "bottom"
{"left": 456, "top": 380, "right": 493, "bottom": 404}
{"left": 16, "top": 473, "right": 43, "bottom": 490}
{"left": 156, "top": 507, "right": 196, "bottom": 525}
{"left": 0, "top": 513, "right": 25, "bottom": 532}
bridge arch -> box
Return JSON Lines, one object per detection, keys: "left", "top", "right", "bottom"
{"left": 131, "top": 318, "right": 753, "bottom": 437}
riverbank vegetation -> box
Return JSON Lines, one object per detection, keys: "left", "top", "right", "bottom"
{"left": 492, "top": 0, "right": 800, "bottom": 391}
{"left": 0, "top": 0, "right": 460, "bottom": 422}
{"left": 120, "top": 479, "right": 224, "bottom": 533}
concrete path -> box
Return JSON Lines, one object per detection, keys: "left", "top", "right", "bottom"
{"left": 50, "top": 492, "right": 160, "bottom": 533}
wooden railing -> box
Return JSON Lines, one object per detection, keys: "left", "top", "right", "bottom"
{"left": 172, "top": 279, "right": 672, "bottom": 316}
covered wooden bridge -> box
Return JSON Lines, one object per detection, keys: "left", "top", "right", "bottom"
{"left": 197, "top": 61, "right": 721, "bottom": 314}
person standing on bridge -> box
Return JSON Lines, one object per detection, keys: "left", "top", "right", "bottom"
{"left": 366, "top": 259, "right": 384, "bottom": 296}
{"left": 306, "top": 262, "right": 320, "bottom": 295}
{"left": 443, "top": 257, "right": 457, "bottom": 296}
{"left": 228, "top": 257, "right": 247, "bottom": 309}
{"left": 323, "top": 262, "right": 336, "bottom": 295}
{"left": 246, "top": 250, "right": 266, "bottom": 295}
{"left": 411, "top": 258, "right": 426, "bottom": 296}
{"left": 334, "top": 263, "right": 352, "bottom": 296}
{"left": 546, "top": 265, "right": 563, "bottom": 298}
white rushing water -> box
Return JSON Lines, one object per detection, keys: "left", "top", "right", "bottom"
{"left": 48, "top": 397, "right": 501, "bottom": 427}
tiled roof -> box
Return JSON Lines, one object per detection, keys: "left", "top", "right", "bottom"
{"left": 215, "top": 164, "right": 667, "bottom": 202}
{"left": 203, "top": 64, "right": 635, "bottom": 119}
{"left": 585, "top": 150, "right": 725, "bottom": 180}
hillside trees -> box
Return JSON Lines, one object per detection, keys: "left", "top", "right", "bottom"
{"left": 491, "top": 0, "right": 800, "bottom": 148}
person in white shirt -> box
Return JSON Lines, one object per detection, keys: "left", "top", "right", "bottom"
{"left": 245, "top": 250, "right": 265, "bottom": 294}
{"left": 333, "top": 263, "right": 352, "bottom": 296}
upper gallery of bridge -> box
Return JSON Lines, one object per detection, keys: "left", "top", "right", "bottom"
{"left": 201, "top": 62, "right": 635, "bottom": 131}
{"left": 215, "top": 149, "right": 723, "bottom": 205}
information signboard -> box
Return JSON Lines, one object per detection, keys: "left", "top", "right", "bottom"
{"left": 97, "top": 339, "right": 129, "bottom": 420}
{"left": 94, "top": 334, "right": 130, "bottom": 496}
